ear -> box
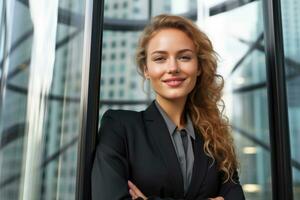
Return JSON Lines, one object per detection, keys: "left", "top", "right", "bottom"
{"left": 197, "top": 67, "right": 201, "bottom": 76}
{"left": 144, "top": 65, "right": 150, "bottom": 79}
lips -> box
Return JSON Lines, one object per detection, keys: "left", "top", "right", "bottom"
{"left": 162, "top": 77, "right": 186, "bottom": 87}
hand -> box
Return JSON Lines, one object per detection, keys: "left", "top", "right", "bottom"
{"left": 209, "top": 197, "right": 224, "bottom": 200}
{"left": 128, "top": 180, "right": 147, "bottom": 200}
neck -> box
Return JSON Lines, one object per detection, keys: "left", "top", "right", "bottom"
{"left": 156, "top": 96, "right": 187, "bottom": 129}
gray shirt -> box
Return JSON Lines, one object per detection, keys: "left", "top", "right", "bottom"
{"left": 154, "top": 101, "right": 195, "bottom": 194}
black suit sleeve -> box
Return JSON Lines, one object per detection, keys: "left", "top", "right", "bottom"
{"left": 147, "top": 197, "right": 206, "bottom": 200}
{"left": 91, "top": 110, "right": 208, "bottom": 200}
{"left": 218, "top": 171, "right": 245, "bottom": 200}
{"left": 92, "top": 110, "right": 132, "bottom": 200}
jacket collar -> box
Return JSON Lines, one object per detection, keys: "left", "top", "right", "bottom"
{"left": 143, "top": 101, "right": 209, "bottom": 198}
{"left": 143, "top": 101, "right": 184, "bottom": 196}
{"left": 154, "top": 100, "right": 195, "bottom": 140}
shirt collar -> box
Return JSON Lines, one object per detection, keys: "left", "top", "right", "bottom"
{"left": 154, "top": 100, "right": 195, "bottom": 140}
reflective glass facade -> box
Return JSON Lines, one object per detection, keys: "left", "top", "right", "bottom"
{"left": 281, "top": 0, "right": 300, "bottom": 198}
{"left": 0, "top": 0, "right": 299, "bottom": 199}
{"left": 206, "top": 2, "right": 272, "bottom": 199}
{"left": 0, "top": 0, "right": 90, "bottom": 199}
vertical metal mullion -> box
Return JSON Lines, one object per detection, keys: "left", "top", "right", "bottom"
{"left": 76, "top": 0, "right": 104, "bottom": 199}
{"left": 262, "top": 0, "right": 293, "bottom": 200}
{"left": 0, "top": 0, "right": 7, "bottom": 101}
{"left": 148, "top": 0, "right": 152, "bottom": 18}
{"left": 146, "top": 0, "right": 152, "bottom": 103}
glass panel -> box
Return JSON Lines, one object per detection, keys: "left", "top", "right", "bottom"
{"left": 234, "top": 131, "right": 272, "bottom": 200}
{"left": 100, "top": 0, "right": 200, "bottom": 114}
{"left": 280, "top": 0, "right": 300, "bottom": 198}
{"left": 100, "top": 0, "right": 167, "bottom": 115}
{"left": 100, "top": 0, "right": 272, "bottom": 199}
{"left": 232, "top": 90, "right": 270, "bottom": 145}
{"left": 231, "top": 50, "right": 267, "bottom": 90}
{"left": 205, "top": 1, "right": 273, "bottom": 199}
{"left": 152, "top": 0, "right": 197, "bottom": 16}
{"left": 100, "top": 30, "right": 148, "bottom": 116}
{"left": 101, "top": 31, "right": 145, "bottom": 101}
{"left": 0, "top": 1, "right": 88, "bottom": 199}
{"left": 104, "top": 0, "right": 149, "bottom": 20}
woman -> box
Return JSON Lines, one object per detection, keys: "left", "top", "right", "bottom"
{"left": 92, "top": 14, "right": 245, "bottom": 200}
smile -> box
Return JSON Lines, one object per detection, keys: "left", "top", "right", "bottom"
{"left": 163, "top": 78, "right": 186, "bottom": 87}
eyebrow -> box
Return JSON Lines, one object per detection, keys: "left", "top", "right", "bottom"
{"left": 150, "top": 49, "right": 194, "bottom": 55}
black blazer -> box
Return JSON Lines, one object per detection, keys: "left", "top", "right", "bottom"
{"left": 92, "top": 101, "right": 245, "bottom": 200}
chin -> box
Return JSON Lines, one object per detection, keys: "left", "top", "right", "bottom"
{"left": 156, "top": 89, "right": 191, "bottom": 101}
{"left": 164, "top": 94, "right": 188, "bottom": 101}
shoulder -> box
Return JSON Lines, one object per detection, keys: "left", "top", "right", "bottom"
{"left": 102, "top": 109, "right": 141, "bottom": 119}
{"left": 101, "top": 109, "right": 143, "bottom": 125}
{"left": 98, "top": 109, "right": 144, "bottom": 141}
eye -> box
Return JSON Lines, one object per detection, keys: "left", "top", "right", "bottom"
{"left": 178, "top": 55, "right": 192, "bottom": 61}
{"left": 153, "top": 56, "right": 166, "bottom": 63}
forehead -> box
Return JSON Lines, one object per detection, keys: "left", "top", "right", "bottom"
{"left": 147, "top": 28, "right": 195, "bottom": 54}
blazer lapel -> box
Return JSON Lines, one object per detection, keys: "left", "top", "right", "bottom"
{"left": 186, "top": 129, "right": 209, "bottom": 199}
{"left": 143, "top": 101, "right": 184, "bottom": 196}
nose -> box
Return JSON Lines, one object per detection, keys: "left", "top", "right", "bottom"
{"left": 167, "top": 58, "right": 180, "bottom": 74}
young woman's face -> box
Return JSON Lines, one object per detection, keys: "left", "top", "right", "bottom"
{"left": 144, "top": 28, "right": 200, "bottom": 102}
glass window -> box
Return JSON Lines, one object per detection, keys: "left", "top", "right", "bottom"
{"left": 120, "top": 52, "right": 126, "bottom": 59}
{"left": 121, "top": 40, "right": 126, "bottom": 47}
{"left": 0, "top": 1, "right": 89, "bottom": 199}
{"left": 111, "top": 41, "right": 116, "bottom": 47}
{"left": 98, "top": 0, "right": 300, "bottom": 199}
{"left": 100, "top": 4, "right": 273, "bottom": 199}
{"left": 100, "top": 29, "right": 148, "bottom": 116}
{"left": 280, "top": 0, "right": 300, "bottom": 198}
{"left": 119, "top": 77, "right": 125, "bottom": 84}
{"left": 205, "top": 1, "right": 273, "bottom": 199}
{"left": 104, "top": 0, "right": 149, "bottom": 20}
{"left": 109, "top": 77, "right": 115, "bottom": 85}
{"left": 110, "top": 53, "right": 116, "bottom": 60}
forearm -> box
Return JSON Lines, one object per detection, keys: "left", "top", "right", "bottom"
{"left": 146, "top": 197, "right": 205, "bottom": 200}
{"left": 218, "top": 171, "right": 245, "bottom": 200}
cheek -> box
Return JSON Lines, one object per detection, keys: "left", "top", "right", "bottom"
{"left": 187, "top": 76, "right": 198, "bottom": 92}
{"left": 185, "top": 67, "right": 199, "bottom": 87}
{"left": 147, "top": 65, "right": 164, "bottom": 79}
{"left": 183, "top": 63, "right": 199, "bottom": 78}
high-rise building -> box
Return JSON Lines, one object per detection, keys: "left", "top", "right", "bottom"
{"left": 0, "top": 1, "right": 31, "bottom": 199}
{"left": 99, "top": 0, "right": 197, "bottom": 115}
{"left": 281, "top": 0, "right": 300, "bottom": 193}
{"left": 0, "top": 1, "right": 84, "bottom": 200}
{"left": 1, "top": 0, "right": 299, "bottom": 199}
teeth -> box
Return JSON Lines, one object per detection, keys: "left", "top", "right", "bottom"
{"left": 167, "top": 80, "right": 182, "bottom": 84}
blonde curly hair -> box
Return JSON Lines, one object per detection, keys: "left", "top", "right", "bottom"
{"left": 136, "top": 14, "right": 238, "bottom": 182}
